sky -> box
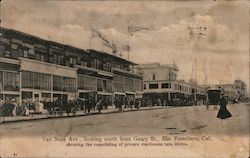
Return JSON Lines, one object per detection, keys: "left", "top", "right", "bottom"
{"left": 1, "top": 0, "right": 249, "bottom": 89}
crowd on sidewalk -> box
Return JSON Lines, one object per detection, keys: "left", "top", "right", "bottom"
{"left": 0, "top": 97, "right": 143, "bottom": 118}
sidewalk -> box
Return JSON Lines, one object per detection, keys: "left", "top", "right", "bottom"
{"left": 0, "top": 105, "right": 172, "bottom": 124}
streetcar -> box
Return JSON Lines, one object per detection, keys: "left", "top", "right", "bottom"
{"left": 207, "top": 87, "right": 221, "bottom": 105}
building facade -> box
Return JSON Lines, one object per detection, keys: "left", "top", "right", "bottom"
{"left": 133, "top": 63, "right": 207, "bottom": 105}
{"left": 234, "top": 80, "right": 247, "bottom": 100}
{"left": 214, "top": 80, "right": 247, "bottom": 101}
{"left": 0, "top": 27, "right": 143, "bottom": 107}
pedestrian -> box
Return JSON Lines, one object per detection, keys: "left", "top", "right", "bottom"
{"left": 92, "top": 99, "right": 96, "bottom": 111}
{"left": 118, "top": 99, "right": 122, "bottom": 111}
{"left": 135, "top": 99, "right": 140, "bottom": 110}
{"left": 124, "top": 98, "right": 128, "bottom": 108}
{"left": 206, "top": 101, "right": 209, "bottom": 110}
{"left": 24, "top": 102, "right": 30, "bottom": 117}
{"left": 97, "top": 100, "right": 102, "bottom": 113}
{"left": 11, "top": 99, "right": 17, "bottom": 116}
{"left": 104, "top": 100, "right": 108, "bottom": 110}
{"left": 130, "top": 100, "right": 133, "bottom": 109}
{"left": 85, "top": 99, "right": 91, "bottom": 114}
{"left": 217, "top": 93, "right": 232, "bottom": 119}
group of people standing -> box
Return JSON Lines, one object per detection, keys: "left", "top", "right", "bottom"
{"left": 0, "top": 99, "right": 17, "bottom": 116}
{"left": 114, "top": 98, "right": 141, "bottom": 111}
{"left": 78, "top": 98, "right": 111, "bottom": 114}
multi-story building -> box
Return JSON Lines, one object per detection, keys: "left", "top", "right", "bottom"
{"left": 133, "top": 63, "right": 206, "bottom": 105}
{"left": 0, "top": 27, "right": 143, "bottom": 107}
{"left": 234, "top": 80, "right": 247, "bottom": 100}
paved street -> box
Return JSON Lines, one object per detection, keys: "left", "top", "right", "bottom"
{"left": 0, "top": 103, "right": 249, "bottom": 136}
{"left": 0, "top": 103, "right": 249, "bottom": 158}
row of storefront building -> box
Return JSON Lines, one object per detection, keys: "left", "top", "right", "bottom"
{"left": 133, "top": 63, "right": 207, "bottom": 105}
{"left": 0, "top": 27, "right": 247, "bottom": 108}
{"left": 0, "top": 27, "right": 143, "bottom": 107}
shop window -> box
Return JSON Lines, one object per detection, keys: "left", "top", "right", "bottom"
{"left": 33, "top": 72, "right": 40, "bottom": 89}
{"left": 62, "top": 77, "right": 76, "bottom": 92}
{"left": 97, "top": 79, "right": 103, "bottom": 91}
{"left": 40, "top": 74, "right": 51, "bottom": 90}
{"left": 53, "top": 75, "right": 63, "bottom": 91}
{"left": 3, "top": 71, "right": 19, "bottom": 91}
{"left": 22, "top": 71, "right": 33, "bottom": 88}
{"left": 77, "top": 75, "right": 97, "bottom": 91}
{"left": 22, "top": 71, "right": 51, "bottom": 90}
{"left": 113, "top": 75, "right": 125, "bottom": 92}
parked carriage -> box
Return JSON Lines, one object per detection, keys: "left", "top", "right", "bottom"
{"left": 43, "top": 98, "right": 81, "bottom": 117}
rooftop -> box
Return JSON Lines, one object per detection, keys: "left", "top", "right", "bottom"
{"left": 134, "top": 62, "right": 178, "bottom": 71}
{"left": 1, "top": 27, "right": 135, "bottom": 65}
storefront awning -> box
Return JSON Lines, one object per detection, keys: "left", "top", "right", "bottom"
{"left": 114, "top": 92, "right": 126, "bottom": 95}
{"left": 125, "top": 91, "right": 136, "bottom": 95}
{"left": 97, "top": 92, "right": 113, "bottom": 96}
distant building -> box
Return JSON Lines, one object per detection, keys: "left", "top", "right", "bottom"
{"left": 0, "top": 27, "right": 143, "bottom": 107}
{"left": 215, "top": 84, "right": 237, "bottom": 100}
{"left": 133, "top": 63, "right": 206, "bottom": 106}
{"left": 234, "top": 80, "right": 247, "bottom": 99}
{"left": 214, "top": 80, "right": 247, "bottom": 101}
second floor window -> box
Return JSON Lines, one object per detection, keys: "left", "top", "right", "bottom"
{"left": 69, "top": 57, "right": 76, "bottom": 65}
{"left": 152, "top": 74, "right": 156, "bottom": 80}
{"left": 53, "top": 54, "right": 63, "bottom": 65}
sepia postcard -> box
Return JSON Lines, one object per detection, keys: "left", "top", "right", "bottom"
{"left": 0, "top": 0, "right": 249, "bottom": 157}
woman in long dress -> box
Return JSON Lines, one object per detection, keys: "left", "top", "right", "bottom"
{"left": 217, "top": 93, "right": 232, "bottom": 119}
